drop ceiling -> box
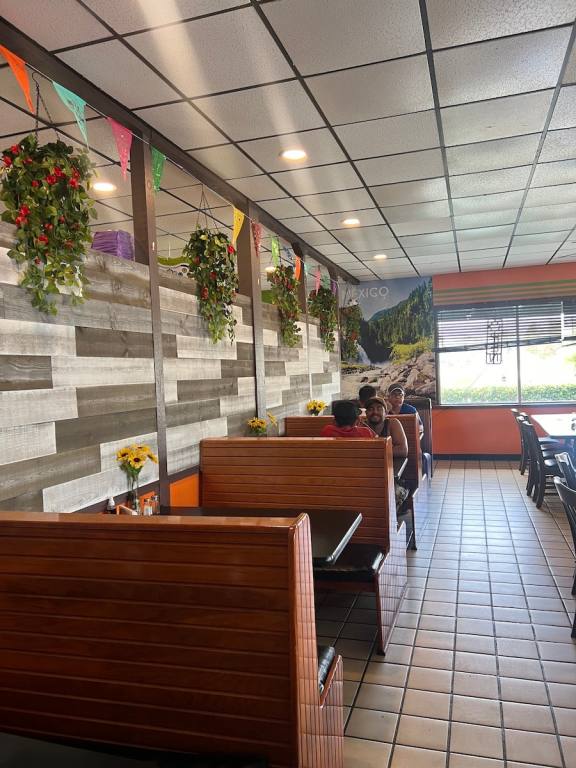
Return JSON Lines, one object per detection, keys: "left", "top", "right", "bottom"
{"left": 1, "top": 0, "right": 575, "bottom": 281}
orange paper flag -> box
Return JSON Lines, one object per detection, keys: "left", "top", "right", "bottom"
{"left": 294, "top": 255, "right": 302, "bottom": 281}
{"left": 0, "top": 46, "right": 33, "bottom": 112}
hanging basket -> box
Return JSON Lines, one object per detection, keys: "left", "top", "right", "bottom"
{"left": 308, "top": 285, "right": 338, "bottom": 352}
{"left": 267, "top": 263, "right": 301, "bottom": 347}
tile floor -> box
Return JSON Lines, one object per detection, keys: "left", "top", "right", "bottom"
{"left": 315, "top": 460, "right": 576, "bottom": 768}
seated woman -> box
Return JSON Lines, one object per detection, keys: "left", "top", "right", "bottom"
{"left": 320, "top": 400, "right": 374, "bottom": 438}
{"left": 364, "top": 397, "right": 408, "bottom": 456}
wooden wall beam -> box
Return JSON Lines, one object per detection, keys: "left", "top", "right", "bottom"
{"left": 292, "top": 242, "right": 312, "bottom": 401}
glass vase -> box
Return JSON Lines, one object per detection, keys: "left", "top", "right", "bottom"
{"left": 128, "top": 473, "right": 141, "bottom": 514}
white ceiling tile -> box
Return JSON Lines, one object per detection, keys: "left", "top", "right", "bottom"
{"left": 564, "top": 44, "right": 576, "bottom": 84}
{"left": 260, "top": 198, "right": 308, "bottom": 218}
{"left": 263, "top": 0, "right": 424, "bottom": 74}
{"left": 92, "top": 201, "right": 132, "bottom": 225}
{"left": 459, "top": 248, "right": 508, "bottom": 259}
{"left": 91, "top": 164, "right": 132, "bottom": 197}
{"left": 461, "top": 261, "right": 503, "bottom": 272}
{"left": 394, "top": 218, "right": 453, "bottom": 236}
{"left": 152, "top": 191, "right": 192, "bottom": 216}
{"left": 441, "top": 90, "right": 553, "bottom": 145}
{"left": 160, "top": 164, "right": 200, "bottom": 190}
{"left": 0, "top": 102, "right": 43, "bottom": 137}
{"left": 335, "top": 111, "right": 439, "bottom": 160}
{"left": 446, "top": 134, "right": 540, "bottom": 175}
{"left": 451, "top": 190, "right": 525, "bottom": 215}
{"left": 356, "top": 149, "right": 445, "bottom": 186}
{"left": 230, "top": 175, "right": 286, "bottom": 201}
{"left": 59, "top": 41, "right": 180, "bottom": 108}
{"left": 427, "top": 0, "right": 576, "bottom": 48}
{"left": 279, "top": 216, "right": 323, "bottom": 233}
{"left": 525, "top": 183, "right": 576, "bottom": 206}
{"left": 315, "top": 243, "right": 350, "bottom": 256}
{"left": 451, "top": 166, "right": 531, "bottom": 197}
{"left": 516, "top": 218, "right": 576, "bottom": 234}
{"left": 129, "top": 7, "right": 293, "bottom": 96}
{"left": 457, "top": 225, "right": 514, "bottom": 241}
{"left": 296, "top": 188, "right": 374, "bottom": 215}
{"left": 532, "top": 159, "right": 576, "bottom": 187}
{"left": 459, "top": 236, "right": 512, "bottom": 251}
{"left": 306, "top": 56, "right": 434, "bottom": 124}
{"left": 195, "top": 81, "right": 323, "bottom": 141}
{"left": 539, "top": 128, "right": 576, "bottom": 162}
{"left": 401, "top": 231, "right": 455, "bottom": 247}
{"left": 454, "top": 210, "right": 519, "bottom": 229}
{"left": 61, "top": 117, "right": 122, "bottom": 163}
{"left": 520, "top": 202, "right": 576, "bottom": 221}
{"left": 87, "top": 0, "right": 240, "bottom": 32}
{"left": 356, "top": 249, "right": 405, "bottom": 260}
{"left": 508, "top": 244, "right": 558, "bottom": 255}
{"left": 550, "top": 86, "right": 576, "bottom": 129}
{"left": 188, "top": 145, "right": 261, "bottom": 179}
{"left": 513, "top": 231, "right": 570, "bottom": 245}
{"left": 101, "top": 196, "right": 132, "bottom": 216}
{"left": 385, "top": 200, "right": 452, "bottom": 224}
{"left": 317, "top": 209, "right": 383, "bottom": 229}
{"left": 372, "top": 177, "right": 448, "bottom": 207}
{"left": 418, "top": 262, "right": 459, "bottom": 275}
{"left": 271, "top": 163, "right": 361, "bottom": 196}
{"left": 507, "top": 251, "right": 555, "bottom": 262}
{"left": 435, "top": 28, "right": 571, "bottom": 106}
{"left": 238, "top": 128, "right": 346, "bottom": 172}
{"left": 405, "top": 246, "right": 456, "bottom": 257}
{"left": 168, "top": 185, "right": 227, "bottom": 210}
{"left": 135, "top": 102, "right": 226, "bottom": 149}
{"left": 335, "top": 225, "right": 397, "bottom": 251}
{"left": 2, "top": 0, "right": 108, "bottom": 49}
{"left": 300, "top": 231, "right": 337, "bottom": 246}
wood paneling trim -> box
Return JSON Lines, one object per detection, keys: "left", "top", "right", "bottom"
{"left": 75, "top": 327, "right": 154, "bottom": 358}
{"left": 76, "top": 384, "right": 156, "bottom": 418}
{"left": 0, "top": 355, "right": 52, "bottom": 391}
{"left": 55, "top": 409, "right": 157, "bottom": 453}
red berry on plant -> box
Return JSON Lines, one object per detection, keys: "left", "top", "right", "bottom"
{"left": 53, "top": 167, "right": 63, "bottom": 177}
{"left": 43, "top": 223, "right": 53, "bottom": 231}
{"left": 24, "top": 157, "right": 33, "bottom": 165}
{"left": 14, "top": 215, "right": 23, "bottom": 226}
{"left": 2, "top": 155, "right": 13, "bottom": 166}
{"left": 37, "top": 235, "right": 49, "bottom": 244}
{"left": 45, "top": 175, "right": 57, "bottom": 185}
{"left": 58, "top": 216, "right": 65, "bottom": 223}
{"left": 68, "top": 177, "right": 78, "bottom": 188}
{"left": 19, "top": 205, "right": 30, "bottom": 216}
{"left": 227, "top": 245, "right": 235, "bottom": 254}
{"left": 31, "top": 180, "right": 39, "bottom": 187}
{"left": 201, "top": 287, "right": 209, "bottom": 300}
{"left": 10, "top": 145, "right": 20, "bottom": 154}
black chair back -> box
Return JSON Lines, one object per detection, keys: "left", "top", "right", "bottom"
{"left": 556, "top": 452, "right": 576, "bottom": 491}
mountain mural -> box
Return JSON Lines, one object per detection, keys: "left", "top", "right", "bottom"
{"left": 360, "top": 280, "right": 433, "bottom": 362}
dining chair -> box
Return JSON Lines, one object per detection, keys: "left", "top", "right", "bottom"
{"left": 556, "top": 452, "right": 576, "bottom": 491}
{"left": 521, "top": 421, "right": 561, "bottom": 508}
{"left": 552, "top": 477, "right": 576, "bottom": 638}
{"left": 511, "top": 409, "right": 529, "bottom": 474}
{"left": 519, "top": 412, "right": 565, "bottom": 452}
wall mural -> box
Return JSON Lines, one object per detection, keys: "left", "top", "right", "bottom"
{"left": 340, "top": 277, "right": 436, "bottom": 403}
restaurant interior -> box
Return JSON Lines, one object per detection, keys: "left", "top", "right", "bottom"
{"left": 0, "top": 2, "right": 575, "bottom": 767}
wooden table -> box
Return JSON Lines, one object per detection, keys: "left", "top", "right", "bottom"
{"left": 532, "top": 413, "right": 576, "bottom": 440}
{"left": 162, "top": 506, "right": 362, "bottom": 566}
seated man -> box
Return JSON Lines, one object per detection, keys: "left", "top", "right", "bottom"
{"left": 387, "top": 385, "right": 424, "bottom": 437}
{"left": 358, "top": 384, "right": 377, "bottom": 409}
{"left": 320, "top": 400, "right": 375, "bottom": 438}
{"left": 364, "top": 397, "right": 408, "bottom": 457}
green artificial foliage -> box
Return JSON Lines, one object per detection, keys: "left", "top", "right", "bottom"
{"left": 267, "top": 264, "right": 301, "bottom": 347}
{"left": 182, "top": 226, "right": 239, "bottom": 343}
{"left": 0, "top": 134, "right": 95, "bottom": 315}
{"left": 340, "top": 303, "right": 362, "bottom": 361}
{"left": 308, "top": 285, "right": 338, "bottom": 353}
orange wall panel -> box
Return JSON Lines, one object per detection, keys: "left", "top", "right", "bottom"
{"left": 433, "top": 262, "right": 576, "bottom": 292}
{"left": 169, "top": 473, "right": 200, "bottom": 507}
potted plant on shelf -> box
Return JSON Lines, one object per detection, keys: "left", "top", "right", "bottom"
{"left": 116, "top": 443, "right": 158, "bottom": 514}
{"left": 307, "top": 399, "right": 327, "bottom": 416}
{"left": 308, "top": 285, "right": 338, "bottom": 352}
{"left": 0, "top": 134, "right": 95, "bottom": 315}
{"left": 267, "top": 264, "right": 301, "bottom": 347}
{"left": 182, "top": 226, "right": 239, "bottom": 344}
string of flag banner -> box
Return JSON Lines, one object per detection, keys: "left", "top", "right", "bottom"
{"left": 0, "top": 44, "right": 338, "bottom": 295}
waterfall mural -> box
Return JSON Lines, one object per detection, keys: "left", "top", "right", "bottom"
{"left": 340, "top": 277, "right": 436, "bottom": 402}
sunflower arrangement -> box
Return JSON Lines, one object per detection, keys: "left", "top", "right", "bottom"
{"left": 247, "top": 412, "right": 278, "bottom": 436}
{"left": 116, "top": 444, "right": 158, "bottom": 511}
{"left": 307, "top": 399, "right": 327, "bottom": 416}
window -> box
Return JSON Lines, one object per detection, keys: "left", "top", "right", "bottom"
{"left": 436, "top": 300, "right": 576, "bottom": 405}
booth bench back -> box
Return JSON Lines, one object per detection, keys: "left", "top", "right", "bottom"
{"left": 0, "top": 513, "right": 342, "bottom": 768}
{"left": 200, "top": 437, "right": 396, "bottom": 551}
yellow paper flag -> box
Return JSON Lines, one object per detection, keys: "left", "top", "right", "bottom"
{"left": 232, "top": 208, "right": 245, "bottom": 246}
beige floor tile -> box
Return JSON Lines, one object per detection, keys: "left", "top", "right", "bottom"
{"left": 401, "top": 688, "right": 451, "bottom": 720}
{"left": 554, "top": 706, "right": 576, "bottom": 737}
{"left": 364, "top": 662, "right": 408, "bottom": 688}
{"left": 453, "top": 672, "right": 499, "bottom": 699}
{"left": 344, "top": 736, "right": 392, "bottom": 768}
{"left": 455, "top": 634, "right": 496, "bottom": 654}
{"left": 542, "top": 660, "right": 576, "bottom": 685}
{"left": 449, "top": 755, "right": 504, "bottom": 768}
{"left": 501, "top": 701, "right": 555, "bottom": 733}
{"left": 389, "top": 627, "right": 416, "bottom": 646}
{"left": 406, "top": 665, "right": 452, "bottom": 693}
{"left": 504, "top": 729, "right": 563, "bottom": 767}
{"left": 560, "top": 735, "right": 576, "bottom": 767}
{"left": 538, "top": 641, "right": 576, "bottom": 663}
{"left": 355, "top": 683, "right": 404, "bottom": 713}
{"left": 547, "top": 682, "right": 576, "bottom": 708}
{"left": 499, "top": 677, "right": 549, "bottom": 705}
{"left": 380, "top": 643, "right": 413, "bottom": 665}
{"left": 452, "top": 695, "right": 502, "bottom": 727}
{"left": 389, "top": 744, "right": 447, "bottom": 768}
{"left": 343, "top": 680, "right": 360, "bottom": 707}
{"left": 411, "top": 646, "right": 454, "bottom": 670}
{"left": 415, "top": 629, "right": 454, "bottom": 650}
{"left": 346, "top": 708, "right": 398, "bottom": 743}
{"left": 343, "top": 658, "right": 368, "bottom": 682}
{"left": 455, "top": 651, "right": 497, "bottom": 675}
{"left": 450, "top": 722, "right": 504, "bottom": 759}
{"left": 497, "top": 656, "right": 543, "bottom": 680}
{"left": 396, "top": 714, "right": 448, "bottom": 751}
{"left": 496, "top": 637, "right": 538, "bottom": 658}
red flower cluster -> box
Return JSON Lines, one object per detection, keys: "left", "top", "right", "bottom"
{"left": 2, "top": 155, "right": 12, "bottom": 167}
{"left": 37, "top": 235, "right": 49, "bottom": 245}
{"left": 45, "top": 174, "right": 57, "bottom": 185}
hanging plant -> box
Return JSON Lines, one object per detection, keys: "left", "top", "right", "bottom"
{"left": 182, "top": 226, "right": 239, "bottom": 344}
{"left": 340, "top": 303, "right": 362, "bottom": 361}
{"left": 0, "top": 134, "right": 95, "bottom": 315}
{"left": 267, "top": 264, "right": 301, "bottom": 347}
{"left": 308, "top": 285, "right": 338, "bottom": 352}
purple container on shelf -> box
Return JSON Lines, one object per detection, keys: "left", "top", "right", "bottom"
{"left": 92, "top": 230, "right": 134, "bottom": 261}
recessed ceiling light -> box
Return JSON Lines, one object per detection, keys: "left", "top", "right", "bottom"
{"left": 280, "top": 148, "right": 307, "bottom": 161}
{"left": 373, "top": 253, "right": 387, "bottom": 260}
{"left": 93, "top": 181, "right": 116, "bottom": 192}
{"left": 342, "top": 217, "right": 360, "bottom": 226}
{"left": 265, "top": 266, "right": 276, "bottom": 273}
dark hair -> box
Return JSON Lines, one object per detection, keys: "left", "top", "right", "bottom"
{"left": 332, "top": 400, "right": 360, "bottom": 427}
{"left": 358, "top": 385, "right": 377, "bottom": 404}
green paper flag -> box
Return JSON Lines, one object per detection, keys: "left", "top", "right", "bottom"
{"left": 151, "top": 147, "right": 166, "bottom": 192}
{"left": 270, "top": 236, "right": 280, "bottom": 266}
{"left": 53, "top": 82, "right": 88, "bottom": 144}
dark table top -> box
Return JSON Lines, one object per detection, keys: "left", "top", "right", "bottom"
{"left": 162, "top": 506, "right": 362, "bottom": 566}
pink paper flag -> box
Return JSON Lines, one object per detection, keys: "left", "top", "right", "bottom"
{"left": 107, "top": 117, "right": 133, "bottom": 180}
{"left": 251, "top": 222, "right": 262, "bottom": 257}
{"left": 314, "top": 266, "right": 321, "bottom": 294}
